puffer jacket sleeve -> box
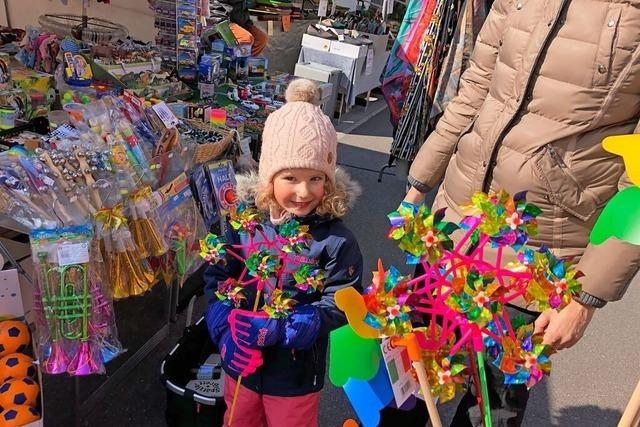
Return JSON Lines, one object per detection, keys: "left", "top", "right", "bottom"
{"left": 408, "top": 0, "right": 510, "bottom": 193}
{"left": 576, "top": 169, "right": 640, "bottom": 302}
{"left": 577, "top": 238, "right": 640, "bottom": 301}
{"left": 312, "top": 231, "right": 363, "bottom": 337}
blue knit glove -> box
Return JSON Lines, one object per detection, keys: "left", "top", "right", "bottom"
{"left": 205, "top": 302, "right": 232, "bottom": 347}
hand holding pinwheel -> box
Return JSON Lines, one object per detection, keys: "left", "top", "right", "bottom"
{"left": 198, "top": 205, "right": 327, "bottom": 427}
{"left": 332, "top": 190, "right": 583, "bottom": 427}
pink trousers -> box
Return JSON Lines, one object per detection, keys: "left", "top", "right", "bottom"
{"left": 223, "top": 375, "right": 321, "bottom": 427}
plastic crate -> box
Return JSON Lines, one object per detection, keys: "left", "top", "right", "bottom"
{"left": 160, "top": 316, "right": 226, "bottom": 427}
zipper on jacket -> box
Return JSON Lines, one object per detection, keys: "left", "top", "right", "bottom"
{"left": 547, "top": 145, "right": 566, "bottom": 167}
{"left": 482, "top": 0, "right": 571, "bottom": 193}
{"left": 546, "top": 145, "right": 586, "bottom": 191}
{"left": 312, "top": 343, "right": 319, "bottom": 386}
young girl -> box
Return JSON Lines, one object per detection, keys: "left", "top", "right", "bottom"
{"left": 204, "top": 78, "right": 363, "bottom": 427}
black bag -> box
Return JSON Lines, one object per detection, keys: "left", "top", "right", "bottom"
{"left": 161, "top": 316, "right": 227, "bottom": 427}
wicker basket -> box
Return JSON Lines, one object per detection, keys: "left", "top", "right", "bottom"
{"left": 185, "top": 120, "right": 239, "bottom": 165}
{"left": 193, "top": 132, "right": 234, "bottom": 164}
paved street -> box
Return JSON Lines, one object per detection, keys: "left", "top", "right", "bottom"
{"left": 50, "top": 103, "right": 640, "bottom": 427}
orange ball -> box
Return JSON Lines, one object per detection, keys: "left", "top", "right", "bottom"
{"left": 0, "top": 321, "right": 30, "bottom": 358}
{"left": 0, "top": 405, "right": 40, "bottom": 426}
{"left": 0, "top": 378, "right": 39, "bottom": 410}
{"left": 0, "top": 354, "right": 36, "bottom": 383}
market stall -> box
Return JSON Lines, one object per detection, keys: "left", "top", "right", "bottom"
{"left": 0, "top": 1, "right": 399, "bottom": 425}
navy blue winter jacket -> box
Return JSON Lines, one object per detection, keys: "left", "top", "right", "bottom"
{"left": 204, "top": 213, "right": 363, "bottom": 397}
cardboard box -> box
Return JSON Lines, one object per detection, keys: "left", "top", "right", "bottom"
{"left": 0, "top": 256, "right": 44, "bottom": 427}
{"left": 301, "top": 34, "right": 331, "bottom": 52}
{"left": 329, "top": 40, "right": 367, "bottom": 59}
{"left": 224, "top": 43, "right": 253, "bottom": 59}
{"left": 247, "top": 57, "right": 268, "bottom": 80}
{"left": 0, "top": 237, "right": 34, "bottom": 323}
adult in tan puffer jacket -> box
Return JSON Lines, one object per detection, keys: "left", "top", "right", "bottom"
{"left": 403, "top": 0, "right": 640, "bottom": 425}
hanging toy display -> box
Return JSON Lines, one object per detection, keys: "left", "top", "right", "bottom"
{"left": 30, "top": 225, "right": 122, "bottom": 376}
{"left": 95, "top": 206, "right": 156, "bottom": 299}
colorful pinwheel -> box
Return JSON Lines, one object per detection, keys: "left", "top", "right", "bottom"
{"left": 520, "top": 247, "right": 583, "bottom": 311}
{"left": 278, "top": 220, "right": 312, "bottom": 253}
{"left": 199, "top": 233, "right": 227, "bottom": 264}
{"left": 362, "top": 262, "right": 413, "bottom": 337}
{"left": 216, "top": 278, "right": 246, "bottom": 307}
{"left": 293, "top": 264, "right": 326, "bottom": 293}
{"left": 263, "top": 289, "right": 297, "bottom": 318}
{"left": 388, "top": 202, "right": 458, "bottom": 264}
{"left": 229, "top": 203, "right": 263, "bottom": 235}
{"left": 245, "top": 250, "right": 280, "bottom": 280}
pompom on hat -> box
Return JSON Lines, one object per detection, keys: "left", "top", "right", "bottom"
{"left": 259, "top": 78, "right": 338, "bottom": 185}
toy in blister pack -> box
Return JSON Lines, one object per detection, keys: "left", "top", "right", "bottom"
{"left": 127, "top": 186, "right": 169, "bottom": 259}
{"left": 176, "top": 0, "right": 200, "bottom": 81}
{"left": 178, "top": 34, "right": 198, "bottom": 50}
{"left": 95, "top": 204, "right": 156, "bottom": 299}
{"left": 206, "top": 160, "right": 238, "bottom": 236}
{"left": 0, "top": 147, "right": 90, "bottom": 227}
{"left": 154, "top": 173, "right": 206, "bottom": 286}
{"left": 30, "top": 224, "right": 123, "bottom": 376}
{"left": 177, "top": 49, "right": 197, "bottom": 66}
{"left": 190, "top": 165, "right": 219, "bottom": 230}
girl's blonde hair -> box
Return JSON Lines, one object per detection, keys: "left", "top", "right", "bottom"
{"left": 255, "top": 177, "right": 350, "bottom": 219}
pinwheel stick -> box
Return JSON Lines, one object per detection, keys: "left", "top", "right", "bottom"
{"left": 619, "top": 377, "right": 640, "bottom": 427}
{"left": 392, "top": 333, "right": 443, "bottom": 427}
{"left": 227, "top": 285, "right": 263, "bottom": 427}
{"left": 475, "top": 351, "right": 493, "bottom": 427}
{"left": 467, "top": 343, "right": 486, "bottom": 422}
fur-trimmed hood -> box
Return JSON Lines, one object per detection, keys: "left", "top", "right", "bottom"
{"left": 235, "top": 167, "right": 362, "bottom": 215}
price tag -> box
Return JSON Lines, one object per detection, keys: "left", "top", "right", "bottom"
{"left": 152, "top": 102, "right": 179, "bottom": 129}
{"left": 318, "top": 0, "right": 328, "bottom": 17}
{"left": 268, "top": 20, "right": 274, "bottom": 36}
{"left": 381, "top": 338, "right": 418, "bottom": 407}
{"left": 57, "top": 242, "right": 90, "bottom": 266}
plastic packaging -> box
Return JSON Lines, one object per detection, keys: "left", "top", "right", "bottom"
{"left": 30, "top": 225, "right": 122, "bottom": 376}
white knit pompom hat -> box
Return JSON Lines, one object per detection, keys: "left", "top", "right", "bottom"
{"left": 259, "top": 78, "right": 338, "bottom": 185}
